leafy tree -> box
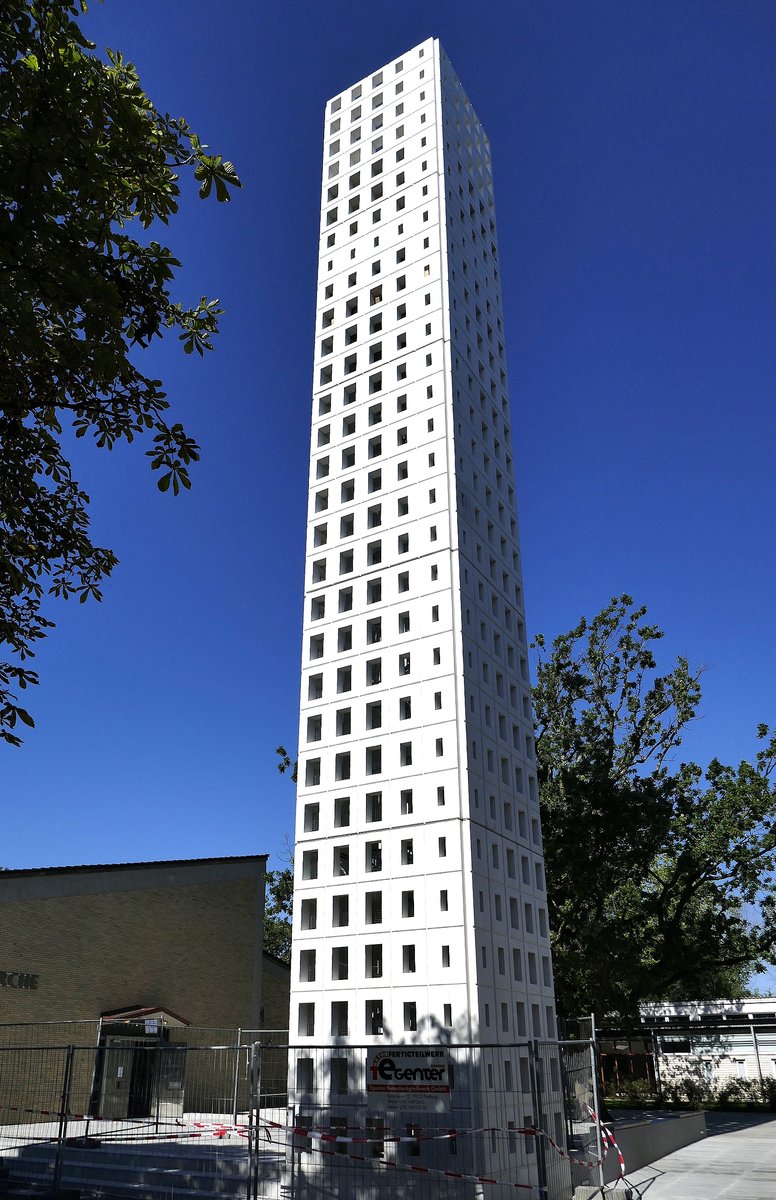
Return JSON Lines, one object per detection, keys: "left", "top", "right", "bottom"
{"left": 645, "top": 736, "right": 776, "bottom": 998}
{"left": 264, "top": 755, "right": 297, "bottom": 962}
{"left": 533, "top": 595, "right": 776, "bottom": 1020}
{"left": 0, "top": 0, "right": 241, "bottom": 744}
{"left": 275, "top": 745, "right": 297, "bottom": 783}
{"left": 263, "top": 865, "right": 293, "bottom": 963}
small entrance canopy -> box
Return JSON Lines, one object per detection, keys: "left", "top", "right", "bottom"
{"left": 100, "top": 1005, "right": 189, "bottom": 1028}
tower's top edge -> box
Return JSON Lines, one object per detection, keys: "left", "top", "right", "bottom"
{"left": 322, "top": 37, "right": 488, "bottom": 145}
{"left": 324, "top": 37, "right": 439, "bottom": 110}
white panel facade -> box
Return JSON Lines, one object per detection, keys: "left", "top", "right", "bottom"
{"left": 290, "top": 37, "right": 556, "bottom": 1135}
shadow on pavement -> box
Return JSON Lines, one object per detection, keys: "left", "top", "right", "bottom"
{"left": 607, "top": 1107, "right": 776, "bottom": 1136}
{"left": 703, "top": 1110, "right": 776, "bottom": 1136}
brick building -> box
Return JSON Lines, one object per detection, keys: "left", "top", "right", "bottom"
{"left": 0, "top": 856, "right": 290, "bottom": 1118}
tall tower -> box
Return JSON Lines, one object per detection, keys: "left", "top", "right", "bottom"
{"left": 290, "top": 35, "right": 557, "bottom": 1180}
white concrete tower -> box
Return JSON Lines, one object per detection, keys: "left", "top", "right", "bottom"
{"left": 290, "top": 36, "right": 557, "bottom": 1174}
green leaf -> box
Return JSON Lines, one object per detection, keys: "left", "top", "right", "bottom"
{"left": 0, "top": 0, "right": 237, "bottom": 747}
{"left": 533, "top": 597, "right": 774, "bottom": 1021}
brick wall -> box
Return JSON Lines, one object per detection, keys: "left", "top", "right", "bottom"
{"left": 0, "top": 860, "right": 267, "bottom": 1029}
{"left": 259, "top": 955, "right": 291, "bottom": 1033}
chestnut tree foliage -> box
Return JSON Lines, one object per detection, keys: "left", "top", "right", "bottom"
{"left": 263, "top": 866, "right": 293, "bottom": 963}
{"left": 533, "top": 596, "right": 776, "bottom": 1020}
{"left": 0, "top": 0, "right": 241, "bottom": 743}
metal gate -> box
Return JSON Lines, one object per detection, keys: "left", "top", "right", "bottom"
{"left": 533, "top": 1038, "right": 605, "bottom": 1199}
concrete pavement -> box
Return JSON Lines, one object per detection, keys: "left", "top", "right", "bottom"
{"left": 622, "top": 1111, "right": 776, "bottom": 1199}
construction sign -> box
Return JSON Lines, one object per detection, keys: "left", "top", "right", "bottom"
{"left": 366, "top": 1048, "right": 453, "bottom": 1113}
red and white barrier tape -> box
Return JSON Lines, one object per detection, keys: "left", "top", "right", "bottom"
{"left": 301, "top": 1138, "right": 544, "bottom": 1196}
{"left": 535, "top": 1124, "right": 607, "bottom": 1171}
{"left": 100, "top": 1122, "right": 250, "bottom": 1142}
{"left": 283, "top": 1118, "right": 605, "bottom": 1179}
{"left": 0, "top": 1098, "right": 618, "bottom": 1175}
{"left": 0, "top": 1104, "right": 92, "bottom": 1122}
{"left": 272, "top": 1119, "right": 535, "bottom": 1146}
{"left": 586, "top": 1105, "right": 626, "bottom": 1178}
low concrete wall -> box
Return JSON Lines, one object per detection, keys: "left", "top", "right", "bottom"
{"left": 604, "top": 1110, "right": 707, "bottom": 1183}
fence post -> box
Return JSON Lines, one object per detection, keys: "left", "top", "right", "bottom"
{"left": 529, "top": 1040, "right": 548, "bottom": 1198}
{"left": 247, "top": 1042, "right": 263, "bottom": 1200}
{"left": 53, "top": 1045, "right": 74, "bottom": 1194}
{"left": 652, "top": 1030, "right": 663, "bottom": 1103}
{"left": 232, "top": 1027, "right": 242, "bottom": 1124}
{"left": 588, "top": 1040, "right": 605, "bottom": 1193}
{"left": 84, "top": 1019, "right": 103, "bottom": 1137}
{"left": 750, "top": 1021, "right": 763, "bottom": 1084}
{"left": 154, "top": 1044, "right": 161, "bottom": 1136}
{"left": 287, "top": 1102, "right": 296, "bottom": 1200}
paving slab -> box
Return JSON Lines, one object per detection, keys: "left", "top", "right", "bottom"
{"left": 622, "top": 1111, "right": 776, "bottom": 1200}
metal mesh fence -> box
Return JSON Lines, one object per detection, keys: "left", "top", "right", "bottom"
{"left": 0, "top": 1043, "right": 72, "bottom": 1142}
{"left": 0, "top": 1035, "right": 602, "bottom": 1200}
{"left": 0, "top": 1022, "right": 288, "bottom": 1050}
{"left": 534, "top": 1039, "right": 603, "bottom": 1200}
{"left": 0, "top": 1042, "right": 271, "bottom": 1200}
{"left": 0, "top": 1020, "right": 101, "bottom": 1049}
{"left": 284, "top": 1041, "right": 537, "bottom": 1200}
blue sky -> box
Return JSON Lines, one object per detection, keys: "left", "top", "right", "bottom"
{"left": 5, "top": 0, "right": 775, "bottom": 949}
